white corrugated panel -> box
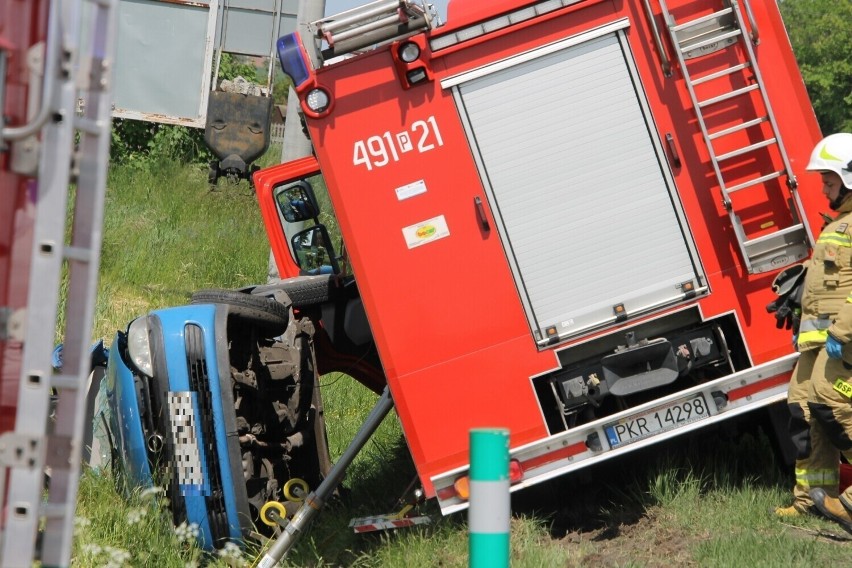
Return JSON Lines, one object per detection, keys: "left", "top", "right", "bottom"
{"left": 457, "top": 31, "right": 700, "bottom": 341}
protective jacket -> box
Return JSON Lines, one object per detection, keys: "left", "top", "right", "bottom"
{"left": 798, "top": 197, "right": 852, "bottom": 352}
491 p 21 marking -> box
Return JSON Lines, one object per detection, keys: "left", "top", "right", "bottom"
{"left": 353, "top": 116, "right": 444, "bottom": 171}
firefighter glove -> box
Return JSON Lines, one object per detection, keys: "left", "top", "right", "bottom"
{"left": 767, "top": 265, "right": 806, "bottom": 332}
{"left": 767, "top": 294, "right": 798, "bottom": 330}
{"left": 827, "top": 335, "right": 844, "bottom": 359}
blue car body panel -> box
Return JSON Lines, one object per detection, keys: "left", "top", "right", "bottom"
{"left": 106, "top": 347, "right": 152, "bottom": 485}
{"left": 155, "top": 305, "right": 242, "bottom": 547}
{"left": 106, "top": 304, "right": 244, "bottom": 550}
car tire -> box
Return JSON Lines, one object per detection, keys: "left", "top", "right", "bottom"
{"left": 191, "top": 289, "right": 289, "bottom": 335}
{"left": 243, "top": 275, "right": 336, "bottom": 309}
{"left": 278, "top": 275, "right": 335, "bottom": 307}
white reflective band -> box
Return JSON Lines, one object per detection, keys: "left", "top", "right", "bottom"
{"left": 468, "top": 480, "right": 510, "bottom": 533}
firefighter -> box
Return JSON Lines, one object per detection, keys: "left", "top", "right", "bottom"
{"left": 774, "top": 133, "right": 852, "bottom": 520}
{"left": 799, "top": 132, "right": 852, "bottom": 533}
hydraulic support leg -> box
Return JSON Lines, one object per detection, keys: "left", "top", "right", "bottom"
{"left": 258, "top": 387, "right": 394, "bottom": 567}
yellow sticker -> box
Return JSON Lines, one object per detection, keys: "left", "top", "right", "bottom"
{"left": 833, "top": 378, "right": 852, "bottom": 399}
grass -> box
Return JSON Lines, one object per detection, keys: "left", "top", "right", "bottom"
{"left": 91, "top": 160, "right": 270, "bottom": 342}
{"left": 71, "top": 157, "right": 852, "bottom": 566}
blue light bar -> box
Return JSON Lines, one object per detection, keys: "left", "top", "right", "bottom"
{"left": 276, "top": 33, "right": 311, "bottom": 88}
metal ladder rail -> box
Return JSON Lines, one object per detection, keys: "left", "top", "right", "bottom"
{"left": 1, "top": 0, "right": 83, "bottom": 563}
{"left": 0, "top": 0, "right": 117, "bottom": 565}
{"left": 723, "top": 0, "right": 813, "bottom": 258}
{"left": 659, "top": 0, "right": 811, "bottom": 272}
{"left": 41, "top": 0, "right": 117, "bottom": 564}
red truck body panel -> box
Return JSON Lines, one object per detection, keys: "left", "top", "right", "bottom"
{"left": 0, "top": 0, "right": 46, "bottom": 434}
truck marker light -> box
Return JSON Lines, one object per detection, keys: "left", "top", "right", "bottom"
{"left": 509, "top": 459, "right": 524, "bottom": 483}
{"left": 452, "top": 460, "right": 524, "bottom": 502}
{"left": 399, "top": 41, "right": 421, "bottom": 63}
{"left": 406, "top": 68, "right": 428, "bottom": 84}
{"left": 680, "top": 280, "right": 697, "bottom": 299}
{"left": 305, "top": 88, "right": 331, "bottom": 113}
{"left": 391, "top": 37, "right": 432, "bottom": 88}
{"left": 454, "top": 476, "right": 470, "bottom": 500}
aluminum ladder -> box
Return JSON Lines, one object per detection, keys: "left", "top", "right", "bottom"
{"left": 311, "top": 0, "right": 435, "bottom": 60}
{"left": 0, "top": 0, "right": 117, "bottom": 565}
{"left": 659, "top": 0, "right": 812, "bottom": 274}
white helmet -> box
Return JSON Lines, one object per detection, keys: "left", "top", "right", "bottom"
{"left": 806, "top": 133, "right": 852, "bottom": 190}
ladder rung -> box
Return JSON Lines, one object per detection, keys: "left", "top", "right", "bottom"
{"left": 690, "top": 62, "right": 750, "bottom": 86}
{"left": 744, "top": 223, "right": 807, "bottom": 254}
{"left": 64, "top": 245, "right": 93, "bottom": 263}
{"left": 42, "top": 503, "right": 70, "bottom": 519}
{"left": 671, "top": 8, "right": 733, "bottom": 33}
{"left": 74, "top": 116, "right": 106, "bottom": 136}
{"left": 708, "top": 116, "right": 768, "bottom": 140}
{"left": 716, "top": 138, "right": 777, "bottom": 161}
{"left": 726, "top": 170, "right": 784, "bottom": 193}
{"left": 698, "top": 84, "right": 760, "bottom": 108}
{"left": 50, "top": 373, "right": 82, "bottom": 390}
{"left": 679, "top": 29, "right": 741, "bottom": 53}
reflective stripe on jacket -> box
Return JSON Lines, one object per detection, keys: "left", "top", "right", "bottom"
{"left": 798, "top": 198, "right": 852, "bottom": 352}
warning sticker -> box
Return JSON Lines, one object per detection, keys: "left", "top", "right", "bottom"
{"left": 395, "top": 179, "right": 427, "bottom": 201}
{"left": 402, "top": 215, "right": 450, "bottom": 249}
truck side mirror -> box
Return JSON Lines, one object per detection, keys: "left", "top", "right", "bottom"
{"left": 274, "top": 180, "right": 320, "bottom": 222}
{"left": 291, "top": 224, "right": 340, "bottom": 275}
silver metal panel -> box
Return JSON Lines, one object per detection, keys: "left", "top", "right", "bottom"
{"left": 113, "top": 0, "right": 215, "bottom": 125}
{"left": 112, "top": 0, "right": 299, "bottom": 126}
{"left": 217, "top": 0, "right": 298, "bottom": 56}
{"left": 456, "top": 31, "right": 701, "bottom": 341}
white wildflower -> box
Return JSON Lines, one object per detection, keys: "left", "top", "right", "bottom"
{"left": 73, "top": 516, "right": 91, "bottom": 535}
{"left": 218, "top": 541, "right": 243, "bottom": 561}
{"left": 140, "top": 486, "right": 166, "bottom": 500}
{"left": 80, "top": 542, "right": 102, "bottom": 556}
{"left": 126, "top": 507, "right": 147, "bottom": 525}
{"left": 103, "top": 545, "right": 131, "bottom": 568}
{"left": 175, "top": 521, "right": 201, "bottom": 544}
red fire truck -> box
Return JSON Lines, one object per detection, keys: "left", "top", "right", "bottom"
{"left": 254, "top": 0, "right": 824, "bottom": 516}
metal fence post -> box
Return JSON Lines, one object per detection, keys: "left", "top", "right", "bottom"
{"left": 469, "top": 428, "right": 510, "bottom": 568}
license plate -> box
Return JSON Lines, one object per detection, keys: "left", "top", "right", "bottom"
{"left": 604, "top": 393, "right": 710, "bottom": 449}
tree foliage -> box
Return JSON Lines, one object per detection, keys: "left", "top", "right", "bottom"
{"left": 780, "top": 0, "right": 852, "bottom": 134}
{"left": 217, "top": 52, "right": 259, "bottom": 85}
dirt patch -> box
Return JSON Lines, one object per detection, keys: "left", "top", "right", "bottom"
{"left": 559, "top": 509, "right": 703, "bottom": 567}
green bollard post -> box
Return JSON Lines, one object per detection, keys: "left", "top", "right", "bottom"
{"left": 469, "top": 428, "right": 510, "bottom": 568}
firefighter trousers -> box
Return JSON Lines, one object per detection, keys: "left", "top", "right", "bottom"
{"left": 788, "top": 348, "right": 840, "bottom": 508}
{"left": 808, "top": 347, "right": 852, "bottom": 509}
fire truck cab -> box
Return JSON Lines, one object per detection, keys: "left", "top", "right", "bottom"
{"left": 255, "top": 0, "right": 824, "bottom": 514}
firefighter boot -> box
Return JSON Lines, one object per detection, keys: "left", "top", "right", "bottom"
{"left": 810, "top": 488, "right": 852, "bottom": 533}
{"left": 773, "top": 503, "right": 811, "bottom": 518}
